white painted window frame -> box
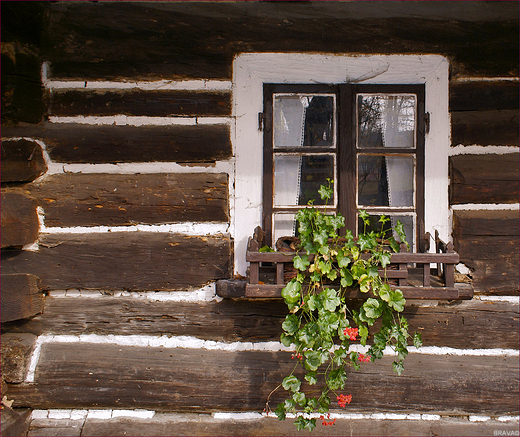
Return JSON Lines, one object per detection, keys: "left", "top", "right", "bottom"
{"left": 232, "top": 53, "right": 450, "bottom": 276}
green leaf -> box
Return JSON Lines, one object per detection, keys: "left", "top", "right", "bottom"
{"left": 388, "top": 289, "right": 406, "bottom": 312}
{"left": 293, "top": 254, "right": 310, "bottom": 271}
{"left": 413, "top": 331, "right": 423, "bottom": 349}
{"left": 379, "top": 283, "right": 392, "bottom": 302}
{"left": 337, "top": 251, "right": 351, "bottom": 268}
{"left": 282, "top": 314, "right": 300, "bottom": 335}
{"left": 393, "top": 360, "right": 405, "bottom": 376}
{"left": 318, "top": 184, "right": 333, "bottom": 201}
{"left": 280, "top": 333, "right": 294, "bottom": 347}
{"left": 295, "top": 416, "right": 316, "bottom": 432}
{"left": 327, "top": 367, "right": 347, "bottom": 390}
{"left": 259, "top": 245, "right": 275, "bottom": 252}
{"left": 322, "top": 288, "right": 341, "bottom": 312}
{"left": 380, "top": 252, "right": 392, "bottom": 268}
{"left": 358, "top": 324, "right": 369, "bottom": 346}
{"left": 274, "top": 403, "right": 286, "bottom": 421}
{"left": 293, "top": 391, "right": 307, "bottom": 406}
{"left": 281, "top": 280, "right": 301, "bottom": 306}
{"left": 282, "top": 375, "right": 301, "bottom": 392}
{"left": 340, "top": 269, "right": 353, "bottom": 287}
{"left": 303, "top": 351, "right": 322, "bottom": 371}
{"left": 363, "top": 298, "right": 383, "bottom": 319}
{"left": 304, "top": 371, "right": 318, "bottom": 385}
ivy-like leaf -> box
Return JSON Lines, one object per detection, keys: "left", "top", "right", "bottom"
{"left": 274, "top": 403, "right": 286, "bottom": 421}
{"left": 388, "top": 289, "right": 406, "bottom": 312}
{"left": 305, "top": 371, "right": 318, "bottom": 385}
{"left": 282, "top": 375, "right": 301, "bottom": 393}
{"left": 379, "top": 283, "right": 392, "bottom": 302}
{"left": 304, "top": 351, "right": 322, "bottom": 371}
{"left": 393, "top": 360, "right": 405, "bottom": 376}
{"left": 280, "top": 333, "right": 294, "bottom": 347}
{"left": 363, "top": 298, "right": 383, "bottom": 320}
{"left": 413, "top": 331, "right": 423, "bottom": 349}
{"left": 322, "top": 288, "right": 341, "bottom": 312}
{"left": 281, "top": 279, "right": 301, "bottom": 306}
{"left": 293, "top": 391, "right": 307, "bottom": 406}
{"left": 293, "top": 255, "right": 310, "bottom": 271}
{"left": 282, "top": 314, "right": 300, "bottom": 335}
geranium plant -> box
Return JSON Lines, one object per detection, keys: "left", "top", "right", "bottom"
{"left": 264, "top": 181, "right": 422, "bottom": 431}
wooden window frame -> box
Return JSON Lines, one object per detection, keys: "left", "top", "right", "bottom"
{"left": 263, "top": 83, "right": 426, "bottom": 252}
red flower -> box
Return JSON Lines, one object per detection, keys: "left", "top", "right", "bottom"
{"left": 343, "top": 327, "right": 358, "bottom": 341}
{"left": 336, "top": 394, "right": 352, "bottom": 408}
{"left": 358, "top": 353, "right": 372, "bottom": 363}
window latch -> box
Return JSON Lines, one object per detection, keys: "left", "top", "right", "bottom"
{"left": 424, "top": 112, "right": 430, "bottom": 134}
{"left": 258, "top": 112, "right": 265, "bottom": 131}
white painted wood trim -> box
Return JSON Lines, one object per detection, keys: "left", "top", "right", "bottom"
{"left": 232, "top": 53, "right": 450, "bottom": 275}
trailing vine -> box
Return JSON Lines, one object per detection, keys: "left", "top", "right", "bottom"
{"left": 265, "top": 181, "right": 422, "bottom": 431}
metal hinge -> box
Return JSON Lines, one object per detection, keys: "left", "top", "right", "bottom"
{"left": 424, "top": 112, "right": 430, "bottom": 135}
{"left": 258, "top": 112, "right": 265, "bottom": 131}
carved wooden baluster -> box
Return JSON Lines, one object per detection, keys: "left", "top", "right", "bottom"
{"left": 444, "top": 242, "right": 455, "bottom": 288}
{"left": 248, "top": 236, "right": 260, "bottom": 285}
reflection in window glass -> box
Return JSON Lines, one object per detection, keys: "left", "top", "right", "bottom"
{"left": 358, "top": 214, "right": 415, "bottom": 250}
{"left": 358, "top": 94, "right": 416, "bottom": 149}
{"left": 274, "top": 155, "right": 335, "bottom": 207}
{"left": 273, "top": 212, "right": 297, "bottom": 242}
{"left": 274, "top": 95, "right": 335, "bottom": 148}
{"left": 358, "top": 155, "right": 414, "bottom": 207}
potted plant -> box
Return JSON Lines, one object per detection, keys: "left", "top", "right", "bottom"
{"left": 264, "top": 181, "right": 422, "bottom": 431}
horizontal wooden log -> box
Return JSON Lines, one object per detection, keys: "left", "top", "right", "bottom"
{"left": 49, "top": 90, "right": 231, "bottom": 117}
{"left": 449, "top": 153, "right": 519, "bottom": 204}
{"left": 1, "top": 123, "right": 231, "bottom": 164}
{"left": 1, "top": 139, "right": 48, "bottom": 183}
{"left": 7, "top": 343, "right": 519, "bottom": 415}
{"left": 449, "top": 81, "right": 519, "bottom": 112}
{"left": 453, "top": 210, "right": 519, "bottom": 237}
{"left": 451, "top": 109, "right": 519, "bottom": 146}
{"left": 0, "top": 192, "right": 40, "bottom": 248}
{"left": 1, "top": 233, "right": 232, "bottom": 291}
{"left": 0, "top": 406, "right": 32, "bottom": 437}
{"left": 454, "top": 236, "right": 519, "bottom": 294}
{"left": 14, "top": 173, "right": 229, "bottom": 227}
{"left": 39, "top": 2, "right": 518, "bottom": 80}
{"left": 0, "top": 274, "right": 43, "bottom": 322}
{"left": 2, "top": 298, "right": 518, "bottom": 350}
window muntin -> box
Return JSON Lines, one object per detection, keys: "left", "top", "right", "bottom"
{"left": 264, "top": 84, "right": 424, "bottom": 252}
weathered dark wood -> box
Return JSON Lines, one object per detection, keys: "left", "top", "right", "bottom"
{"left": 454, "top": 236, "right": 519, "bottom": 294}
{"left": 1, "top": 139, "right": 48, "bottom": 183}
{"left": 0, "top": 192, "right": 40, "bottom": 248}
{"left": 49, "top": 90, "right": 231, "bottom": 117}
{"left": 2, "top": 298, "right": 517, "bottom": 350}
{"left": 7, "top": 343, "right": 519, "bottom": 415}
{"left": 19, "top": 173, "right": 229, "bottom": 227}
{"left": 0, "top": 406, "right": 32, "bottom": 437}
{"left": 39, "top": 2, "right": 518, "bottom": 80}
{"left": 453, "top": 209, "right": 519, "bottom": 237}
{"left": 1, "top": 233, "right": 231, "bottom": 291}
{"left": 0, "top": 274, "right": 43, "bottom": 322}
{"left": 450, "top": 81, "right": 519, "bottom": 112}
{"left": 451, "top": 110, "right": 519, "bottom": 146}
{"left": 1, "top": 123, "right": 231, "bottom": 164}
{"left": 449, "top": 153, "right": 519, "bottom": 204}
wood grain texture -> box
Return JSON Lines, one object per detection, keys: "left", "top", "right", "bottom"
{"left": 39, "top": 2, "right": 518, "bottom": 80}
{"left": 0, "top": 123, "right": 232, "bottom": 164}
{"left": 451, "top": 110, "right": 519, "bottom": 146}
{"left": 2, "top": 298, "right": 517, "bottom": 350}
{"left": 450, "top": 81, "right": 519, "bottom": 112}
{"left": 0, "top": 274, "right": 43, "bottom": 322}
{"left": 449, "top": 153, "right": 519, "bottom": 204}
{"left": 0, "top": 192, "right": 40, "bottom": 248}
{"left": 49, "top": 90, "right": 231, "bottom": 117}
{"left": 0, "top": 139, "right": 48, "bottom": 183}
{"left": 7, "top": 342, "right": 519, "bottom": 415}
{"left": 22, "top": 173, "right": 229, "bottom": 227}
{"left": 1, "top": 233, "right": 232, "bottom": 291}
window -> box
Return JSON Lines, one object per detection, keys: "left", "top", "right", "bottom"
{"left": 263, "top": 84, "right": 425, "bottom": 252}
{"left": 232, "top": 54, "right": 449, "bottom": 276}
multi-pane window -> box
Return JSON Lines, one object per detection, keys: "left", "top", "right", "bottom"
{"left": 263, "top": 84, "right": 425, "bottom": 252}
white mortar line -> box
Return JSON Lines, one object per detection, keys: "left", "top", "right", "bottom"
{"left": 47, "top": 115, "right": 232, "bottom": 126}
{"left": 25, "top": 334, "right": 518, "bottom": 384}
{"left": 451, "top": 77, "right": 519, "bottom": 82}
{"left": 31, "top": 409, "right": 519, "bottom": 423}
{"left": 450, "top": 203, "right": 519, "bottom": 211}
{"left": 450, "top": 145, "right": 519, "bottom": 155}
{"left": 39, "top": 222, "right": 230, "bottom": 236}
{"left": 477, "top": 295, "right": 519, "bottom": 305}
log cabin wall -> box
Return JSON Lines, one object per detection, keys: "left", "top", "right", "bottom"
{"left": 1, "top": 1, "right": 518, "bottom": 432}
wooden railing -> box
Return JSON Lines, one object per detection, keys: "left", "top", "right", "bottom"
{"left": 242, "top": 227, "right": 473, "bottom": 300}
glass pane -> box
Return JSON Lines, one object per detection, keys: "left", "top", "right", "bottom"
{"left": 358, "top": 214, "right": 415, "bottom": 250}
{"left": 358, "top": 155, "right": 414, "bottom": 207}
{"left": 274, "top": 155, "right": 335, "bottom": 207}
{"left": 274, "top": 95, "right": 335, "bottom": 148}
{"left": 357, "top": 94, "right": 416, "bottom": 149}
{"left": 273, "top": 212, "right": 297, "bottom": 241}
